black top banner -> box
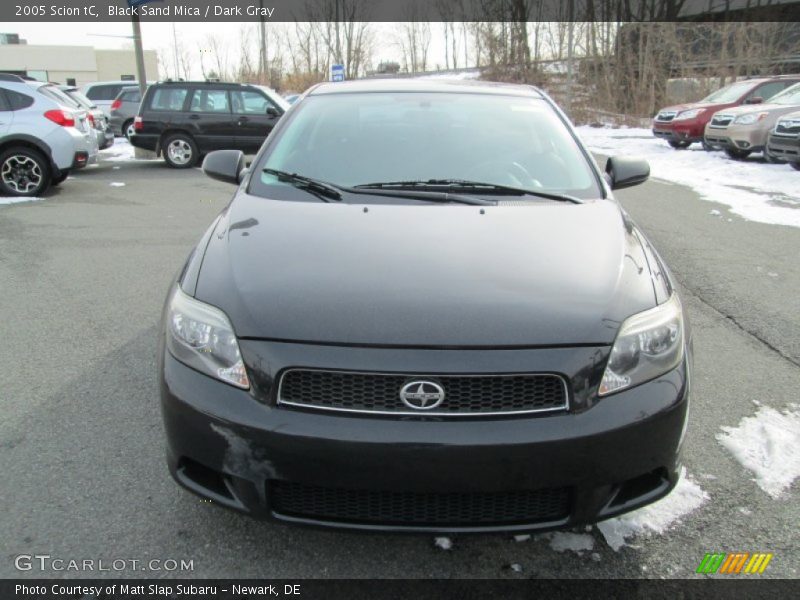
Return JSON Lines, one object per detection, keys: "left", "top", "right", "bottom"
{"left": 2, "top": 0, "right": 800, "bottom": 22}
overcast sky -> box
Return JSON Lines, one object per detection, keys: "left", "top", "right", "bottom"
{"left": 4, "top": 21, "right": 451, "bottom": 78}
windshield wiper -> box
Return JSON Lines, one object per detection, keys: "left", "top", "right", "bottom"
{"left": 355, "top": 179, "right": 584, "bottom": 204}
{"left": 262, "top": 168, "right": 342, "bottom": 201}
{"left": 263, "top": 169, "right": 492, "bottom": 206}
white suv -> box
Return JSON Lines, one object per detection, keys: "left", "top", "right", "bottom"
{"left": 0, "top": 75, "right": 98, "bottom": 197}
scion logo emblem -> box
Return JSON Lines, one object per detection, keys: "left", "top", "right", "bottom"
{"left": 399, "top": 381, "right": 445, "bottom": 410}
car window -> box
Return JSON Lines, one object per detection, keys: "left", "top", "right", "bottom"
{"left": 121, "top": 90, "right": 141, "bottom": 103}
{"left": 149, "top": 87, "right": 189, "bottom": 111}
{"left": 4, "top": 89, "right": 33, "bottom": 110}
{"left": 189, "top": 89, "right": 230, "bottom": 113}
{"left": 86, "top": 84, "right": 124, "bottom": 101}
{"left": 752, "top": 82, "right": 787, "bottom": 102}
{"left": 768, "top": 83, "right": 800, "bottom": 105}
{"left": 0, "top": 91, "right": 10, "bottom": 111}
{"left": 231, "top": 90, "right": 271, "bottom": 114}
{"left": 256, "top": 93, "right": 601, "bottom": 200}
{"left": 254, "top": 85, "right": 290, "bottom": 111}
{"left": 701, "top": 81, "right": 757, "bottom": 103}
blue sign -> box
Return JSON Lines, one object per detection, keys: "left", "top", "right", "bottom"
{"left": 127, "top": 0, "right": 160, "bottom": 7}
{"left": 331, "top": 64, "right": 345, "bottom": 83}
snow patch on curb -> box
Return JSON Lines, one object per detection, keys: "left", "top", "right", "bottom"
{"left": 0, "top": 196, "right": 43, "bottom": 206}
{"left": 597, "top": 467, "right": 709, "bottom": 551}
{"left": 717, "top": 406, "right": 800, "bottom": 499}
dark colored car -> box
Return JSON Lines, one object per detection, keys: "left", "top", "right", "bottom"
{"left": 159, "top": 79, "right": 691, "bottom": 533}
{"left": 130, "top": 81, "right": 289, "bottom": 168}
{"left": 109, "top": 85, "right": 142, "bottom": 139}
{"left": 652, "top": 75, "right": 800, "bottom": 149}
{"left": 766, "top": 110, "right": 800, "bottom": 170}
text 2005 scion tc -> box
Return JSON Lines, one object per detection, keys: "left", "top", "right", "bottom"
{"left": 159, "top": 79, "right": 691, "bottom": 533}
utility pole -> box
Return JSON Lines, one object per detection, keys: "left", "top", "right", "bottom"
{"left": 131, "top": 14, "right": 147, "bottom": 97}
{"left": 565, "top": 0, "right": 575, "bottom": 116}
{"left": 172, "top": 23, "right": 180, "bottom": 80}
{"left": 259, "top": 0, "right": 268, "bottom": 83}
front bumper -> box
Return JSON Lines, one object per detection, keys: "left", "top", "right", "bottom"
{"left": 767, "top": 133, "right": 800, "bottom": 162}
{"left": 160, "top": 338, "right": 691, "bottom": 533}
{"left": 653, "top": 121, "right": 704, "bottom": 143}
{"left": 704, "top": 124, "right": 767, "bottom": 153}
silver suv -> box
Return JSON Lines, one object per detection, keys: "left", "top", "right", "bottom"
{"left": 0, "top": 75, "right": 97, "bottom": 197}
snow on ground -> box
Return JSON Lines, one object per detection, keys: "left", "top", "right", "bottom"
{"left": 99, "top": 138, "right": 159, "bottom": 163}
{"left": 597, "top": 467, "right": 709, "bottom": 552}
{"left": 546, "top": 532, "right": 595, "bottom": 554}
{"left": 716, "top": 406, "right": 800, "bottom": 499}
{"left": 109, "top": 182, "right": 126, "bottom": 188}
{"left": 0, "top": 196, "right": 43, "bottom": 206}
{"left": 575, "top": 126, "right": 800, "bottom": 228}
{"left": 433, "top": 536, "right": 453, "bottom": 550}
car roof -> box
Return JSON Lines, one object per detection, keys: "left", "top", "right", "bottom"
{"left": 308, "top": 78, "right": 545, "bottom": 98}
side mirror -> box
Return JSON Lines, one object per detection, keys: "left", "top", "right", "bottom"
{"left": 202, "top": 150, "right": 246, "bottom": 185}
{"left": 605, "top": 156, "right": 650, "bottom": 190}
{"left": 266, "top": 106, "right": 281, "bottom": 117}
{"left": 745, "top": 96, "right": 764, "bottom": 105}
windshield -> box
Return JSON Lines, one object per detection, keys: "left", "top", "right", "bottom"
{"left": 701, "top": 81, "right": 756, "bottom": 103}
{"left": 254, "top": 92, "right": 600, "bottom": 201}
{"left": 769, "top": 83, "right": 800, "bottom": 105}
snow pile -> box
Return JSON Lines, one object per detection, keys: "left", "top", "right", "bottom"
{"left": 0, "top": 196, "right": 43, "bottom": 206}
{"left": 546, "top": 532, "right": 595, "bottom": 554}
{"left": 716, "top": 406, "right": 800, "bottom": 499}
{"left": 575, "top": 126, "right": 800, "bottom": 228}
{"left": 597, "top": 467, "right": 709, "bottom": 551}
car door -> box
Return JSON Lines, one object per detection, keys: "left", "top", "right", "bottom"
{"left": 230, "top": 88, "right": 282, "bottom": 153}
{"left": 186, "top": 88, "right": 238, "bottom": 152}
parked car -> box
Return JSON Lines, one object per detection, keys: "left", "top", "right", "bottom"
{"left": 32, "top": 82, "right": 99, "bottom": 162}
{"left": 766, "top": 110, "right": 800, "bottom": 170}
{"left": 109, "top": 85, "right": 143, "bottom": 139}
{"left": 81, "top": 80, "right": 150, "bottom": 116}
{"left": 59, "top": 85, "right": 114, "bottom": 150}
{"left": 130, "top": 80, "right": 289, "bottom": 168}
{"left": 0, "top": 75, "right": 95, "bottom": 196}
{"left": 284, "top": 93, "right": 300, "bottom": 105}
{"left": 704, "top": 82, "right": 800, "bottom": 160}
{"left": 652, "top": 75, "right": 800, "bottom": 149}
{"left": 159, "top": 79, "right": 691, "bottom": 533}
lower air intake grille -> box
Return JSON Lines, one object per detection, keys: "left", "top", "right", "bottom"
{"left": 270, "top": 481, "right": 571, "bottom": 526}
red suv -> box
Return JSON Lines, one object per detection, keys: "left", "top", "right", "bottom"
{"left": 652, "top": 76, "right": 800, "bottom": 149}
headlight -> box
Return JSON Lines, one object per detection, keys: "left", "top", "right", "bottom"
{"left": 599, "top": 294, "right": 684, "bottom": 396}
{"left": 734, "top": 112, "right": 767, "bottom": 125}
{"left": 673, "top": 109, "right": 702, "bottom": 121}
{"left": 166, "top": 286, "right": 249, "bottom": 389}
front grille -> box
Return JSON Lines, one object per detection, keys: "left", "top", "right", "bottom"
{"left": 277, "top": 369, "right": 569, "bottom": 416}
{"left": 709, "top": 114, "right": 734, "bottom": 128}
{"left": 270, "top": 481, "right": 571, "bottom": 526}
{"left": 656, "top": 111, "right": 676, "bottom": 122}
{"left": 775, "top": 120, "right": 800, "bottom": 137}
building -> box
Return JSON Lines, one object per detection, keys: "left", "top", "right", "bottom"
{"left": 0, "top": 34, "right": 159, "bottom": 87}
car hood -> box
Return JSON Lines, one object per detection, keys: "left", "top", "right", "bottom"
{"left": 194, "top": 194, "right": 659, "bottom": 347}
{"left": 659, "top": 101, "right": 728, "bottom": 114}
{"left": 715, "top": 103, "right": 796, "bottom": 117}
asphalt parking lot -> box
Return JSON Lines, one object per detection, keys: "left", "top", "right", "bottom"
{"left": 1, "top": 146, "right": 798, "bottom": 579}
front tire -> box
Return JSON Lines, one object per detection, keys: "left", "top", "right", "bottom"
{"left": 668, "top": 140, "right": 691, "bottom": 149}
{"left": 0, "top": 147, "right": 51, "bottom": 197}
{"left": 725, "top": 148, "right": 751, "bottom": 160}
{"left": 162, "top": 133, "right": 198, "bottom": 169}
